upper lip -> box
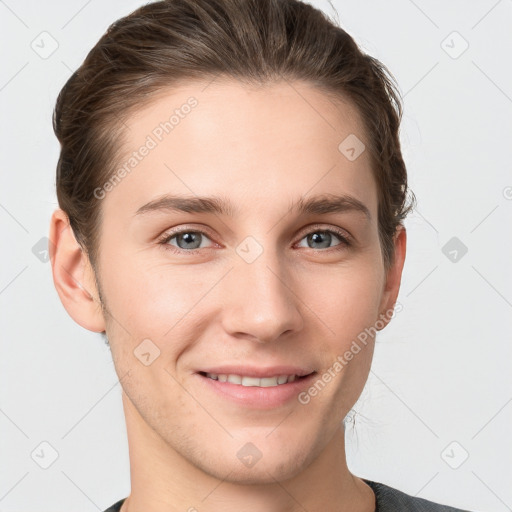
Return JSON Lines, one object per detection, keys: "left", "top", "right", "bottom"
{"left": 197, "top": 365, "right": 316, "bottom": 378}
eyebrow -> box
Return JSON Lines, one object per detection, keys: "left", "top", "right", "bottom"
{"left": 134, "top": 193, "right": 371, "bottom": 221}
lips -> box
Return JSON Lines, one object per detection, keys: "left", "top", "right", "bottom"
{"left": 194, "top": 367, "right": 318, "bottom": 409}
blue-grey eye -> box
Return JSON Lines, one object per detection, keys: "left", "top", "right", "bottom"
{"left": 172, "top": 231, "right": 205, "bottom": 250}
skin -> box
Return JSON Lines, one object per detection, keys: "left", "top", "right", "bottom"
{"left": 49, "top": 78, "right": 406, "bottom": 512}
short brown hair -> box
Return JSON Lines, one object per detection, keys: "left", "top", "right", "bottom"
{"left": 53, "top": 0, "right": 415, "bottom": 274}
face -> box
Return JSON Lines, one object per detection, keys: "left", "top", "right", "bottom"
{"left": 69, "top": 79, "right": 404, "bottom": 483}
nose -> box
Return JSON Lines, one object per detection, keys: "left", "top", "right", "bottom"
{"left": 221, "top": 248, "right": 304, "bottom": 344}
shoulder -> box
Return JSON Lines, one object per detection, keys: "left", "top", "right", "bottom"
{"left": 363, "top": 479, "right": 473, "bottom": 512}
{"left": 102, "top": 497, "right": 126, "bottom": 512}
{"left": 103, "top": 483, "right": 474, "bottom": 512}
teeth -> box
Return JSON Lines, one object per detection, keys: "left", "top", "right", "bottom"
{"left": 205, "top": 373, "right": 299, "bottom": 387}
{"left": 227, "top": 374, "right": 242, "bottom": 385}
{"left": 243, "top": 376, "right": 261, "bottom": 386}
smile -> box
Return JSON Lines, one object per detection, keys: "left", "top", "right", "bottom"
{"left": 195, "top": 369, "right": 318, "bottom": 409}
{"left": 200, "top": 372, "right": 302, "bottom": 387}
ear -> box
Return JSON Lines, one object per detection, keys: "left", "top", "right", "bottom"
{"left": 376, "top": 224, "right": 407, "bottom": 330}
{"left": 49, "top": 208, "right": 106, "bottom": 333}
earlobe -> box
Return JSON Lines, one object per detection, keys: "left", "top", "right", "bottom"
{"left": 49, "top": 209, "right": 106, "bottom": 333}
{"left": 377, "top": 225, "right": 407, "bottom": 330}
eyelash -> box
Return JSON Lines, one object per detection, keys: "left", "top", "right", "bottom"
{"left": 156, "top": 224, "right": 352, "bottom": 255}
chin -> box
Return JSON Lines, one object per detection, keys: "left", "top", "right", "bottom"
{"left": 205, "top": 458, "right": 307, "bottom": 486}
{"left": 196, "top": 440, "right": 314, "bottom": 486}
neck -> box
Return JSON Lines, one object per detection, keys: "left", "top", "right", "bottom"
{"left": 120, "top": 392, "right": 375, "bottom": 512}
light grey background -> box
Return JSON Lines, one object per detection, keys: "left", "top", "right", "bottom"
{"left": 1, "top": 0, "right": 511, "bottom": 511}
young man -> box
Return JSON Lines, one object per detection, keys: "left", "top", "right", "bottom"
{"left": 49, "top": 1, "right": 471, "bottom": 510}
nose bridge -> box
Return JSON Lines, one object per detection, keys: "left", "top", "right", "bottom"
{"left": 222, "top": 237, "right": 303, "bottom": 343}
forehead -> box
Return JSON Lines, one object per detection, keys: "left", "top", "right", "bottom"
{"left": 101, "top": 78, "right": 377, "bottom": 225}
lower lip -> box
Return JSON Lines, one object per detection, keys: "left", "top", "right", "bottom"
{"left": 194, "top": 372, "right": 317, "bottom": 409}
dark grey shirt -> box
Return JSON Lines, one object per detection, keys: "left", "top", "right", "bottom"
{"left": 103, "top": 478, "right": 472, "bottom": 511}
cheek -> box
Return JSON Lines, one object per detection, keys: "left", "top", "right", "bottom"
{"left": 295, "top": 264, "right": 382, "bottom": 405}
{"left": 298, "top": 263, "right": 384, "bottom": 342}
{"left": 101, "top": 254, "right": 210, "bottom": 335}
